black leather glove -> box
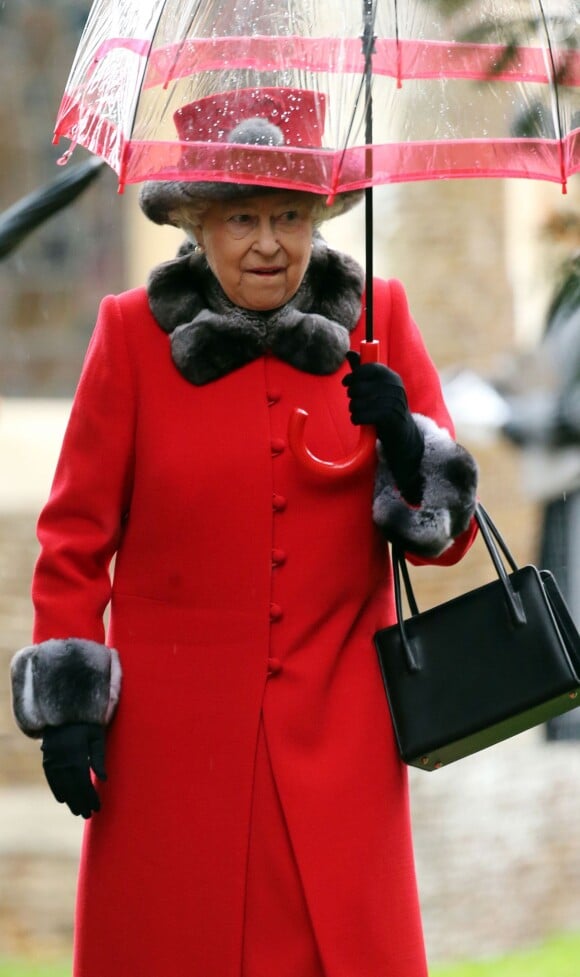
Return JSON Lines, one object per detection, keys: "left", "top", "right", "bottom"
{"left": 342, "top": 352, "right": 425, "bottom": 504}
{"left": 41, "top": 723, "right": 107, "bottom": 818}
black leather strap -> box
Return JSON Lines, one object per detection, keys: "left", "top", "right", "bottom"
{"left": 392, "top": 503, "right": 527, "bottom": 674}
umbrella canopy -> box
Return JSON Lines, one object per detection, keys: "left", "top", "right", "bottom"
{"left": 51, "top": 0, "right": 580, "bottom": 477}
{"left": 54, "top": 0, "right": 580, "bottom": 194}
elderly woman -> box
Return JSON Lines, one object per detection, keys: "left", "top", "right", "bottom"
{"left": 11, "top": 89, "right": 477, "bottom": 977}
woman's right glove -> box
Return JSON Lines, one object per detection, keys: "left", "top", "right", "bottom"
{"left": 41, "top": 723, "right": 107, "bottom": 818}
{"left": 341, "top": 355, "right": 478, "bottom": 557}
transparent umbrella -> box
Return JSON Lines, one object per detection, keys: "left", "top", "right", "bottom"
{"left": 52, "top": 0, "right": 580, "bottom": 474}
{"left": 54, "top": 0, "right": 580, "bottom": 193}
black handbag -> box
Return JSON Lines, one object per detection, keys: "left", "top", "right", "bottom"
{"left": 374, "top": 503, "right": 580, "bottom": 771}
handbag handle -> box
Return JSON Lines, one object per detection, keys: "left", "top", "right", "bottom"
{"left": 392, "top": 503, "right": 527, "bottom": 674}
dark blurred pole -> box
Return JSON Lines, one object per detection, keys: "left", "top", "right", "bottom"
{"left": 0, "top": 157, "right": 104, "bottom": 260}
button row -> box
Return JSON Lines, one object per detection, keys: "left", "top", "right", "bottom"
{"left": 268, "top": 387, "right": 284, "bottom": 664}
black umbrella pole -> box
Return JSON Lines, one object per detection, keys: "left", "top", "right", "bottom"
{"left": 362, "top": 0, "right": 376, "bottom": 347}
{"left": 365, "top": 185, "right": 374, "bottom": 344}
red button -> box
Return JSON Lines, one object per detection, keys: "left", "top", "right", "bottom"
{"left": 270, "top": 438, "right": 286, "bottom": 456}
{"left": 271, "top": 548, "right": 287, "bottom": 568}
{"left": 267, "top": 391, "right": 281, "bottom": 406}
{"left": 267, "top": 657, "right": 283, "bottom": 677}
{"left": 272, "top": 494, "right": 287, "bottom": 512}
{"left": 269, "top": 603, "right": 283, "bottom": 622}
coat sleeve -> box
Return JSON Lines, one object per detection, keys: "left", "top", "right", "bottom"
{"left": 32, "top": 293, "right": 137, "bottom": 643}
{"left": 372, "top": 278, "right": 478, "bottom": 562}
{"left": 10, "top": 295, "right": 136, "bottom": 736}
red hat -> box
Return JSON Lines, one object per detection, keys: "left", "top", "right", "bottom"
{"left": 174, "top": 87, "right": 325, "bottom": 148}
{"left": 139, "top": 87, "right": 362, "bottom": 226}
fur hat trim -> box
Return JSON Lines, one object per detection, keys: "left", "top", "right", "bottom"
{"left": 139, "top": 180, "right": 363, "bottom": 227}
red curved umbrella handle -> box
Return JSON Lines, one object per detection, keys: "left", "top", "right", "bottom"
{"left": 288, "top": 340, "right": 380, "bottom": 478}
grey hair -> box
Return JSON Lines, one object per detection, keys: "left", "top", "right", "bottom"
{"left": 168, "top": 200, "right": 214, "bottom": 233}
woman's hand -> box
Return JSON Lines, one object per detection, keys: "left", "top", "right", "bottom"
{"left": 342, "top": 352, "right": 425, "bottom": 504}
{"left": 41, "top": 723, "right": 107, "bottom": 818}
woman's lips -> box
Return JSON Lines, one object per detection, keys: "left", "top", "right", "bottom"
{"left": 248, "top": 267, "right": 284, "bottom": 276}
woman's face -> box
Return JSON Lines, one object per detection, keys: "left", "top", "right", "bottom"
{"left": 192, "top": 192, "right": 315, "bottom": 311}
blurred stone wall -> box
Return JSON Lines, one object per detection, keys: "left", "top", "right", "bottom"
{"left": 0, "top": 2, "right": 125, "bottom": 396}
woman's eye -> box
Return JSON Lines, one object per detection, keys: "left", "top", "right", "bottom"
{"left": 225, "top": 214, "right": 258, "bottom": 238}
{"left": 228, "top": 214, "right": 253, "bottom": 226}
{"left": 275, "top": 210, "right": 305, "bottom": 230}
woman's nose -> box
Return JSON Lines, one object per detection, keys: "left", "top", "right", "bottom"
{"left": 253, "top": 218, "right": 280, "bottom": 252}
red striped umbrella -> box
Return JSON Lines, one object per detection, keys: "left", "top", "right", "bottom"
{"left": 54, "top": 0, "right": 579, "bottom": 194}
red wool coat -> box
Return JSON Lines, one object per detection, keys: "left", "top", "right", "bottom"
{"left": 32, "top": 276, "right": 473, "bottom": 977}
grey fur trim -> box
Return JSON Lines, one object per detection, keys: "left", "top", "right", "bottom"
{"left": 138, "top": 181, "right": 363, "bottom": 228}
{"left": 10, "top": 639, "right": 122, "bottom": 738}
{"left": 373, "top": 414, "right": 478, "bottom": 558}
{"left": 148, "top": 235, "right": 364, "bottom": 384}
{"left": 139, "top": 180, "right": 283, "bottom": 227}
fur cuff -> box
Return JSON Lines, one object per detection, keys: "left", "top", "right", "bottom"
{"left": 373, "top": 414, "right": 478, "bottom": 557}
{"left": 10, "top": 639, "right": 122, "bottom": 738}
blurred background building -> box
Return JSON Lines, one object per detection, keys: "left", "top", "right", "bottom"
{"left": 0, "top": 0, "right": 579, "bottom": 967}
{"left": 0, "top": 1, "right": 124, "bottom": 394}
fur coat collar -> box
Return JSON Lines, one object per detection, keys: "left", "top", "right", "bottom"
{"left": 146, "top": 235, "right": 364, "bottom": 385}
